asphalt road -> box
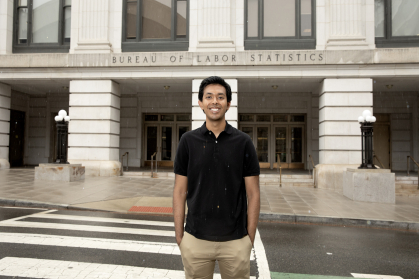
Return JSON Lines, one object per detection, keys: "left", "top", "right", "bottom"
{"left": 0, "top": 206, "right": 418, "bottom": 279}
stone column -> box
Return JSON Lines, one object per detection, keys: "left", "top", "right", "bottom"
{"left": 0, "top": 83, "right": 11, "bottom": 169}
{"left": 0, "top": 0, "right": 13, "bottom": 54}
{"left": 316, "top": 78, "right": 373, "bottom": 189}
{"left": 189, "top": 0, "right": 243, "bottom": 52}
{"left": 70, "top": 0, "right": 113, "bottom": 53}
{"left": 316, "top": 0, "right": 375, "bottom": 50}
{"left": 68, "top": 80, "right": 121, "bottom": 176}
{"left": 192, "top": 79, "right": 238, "bottom": 130}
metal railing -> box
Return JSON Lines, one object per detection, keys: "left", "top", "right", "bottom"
{"left": 151, "top": 152, "right": 157, "bottom": 178}
{"left": 277, "top": 154, "right": 282, "bottom": 187}
{"left": 308, "top": 154, "right": 316, "bottom": 188}
{"left": 373, "top": 153, "right": 385, "bottom": 169}
{"left": 407, "top": 156, "right": 419, "bottom": 189}
{"left": 120, "top": 152, "right": 129, "bottom": 176}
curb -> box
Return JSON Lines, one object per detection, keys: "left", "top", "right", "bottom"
{"left": 1, "top": 198, "right": 418, "bottom": 232}
{"left": 259, "top": 213, "right": 419, "bottom": 232}
{"left": 0, "top": 198, "right": 110, "bottom": 212}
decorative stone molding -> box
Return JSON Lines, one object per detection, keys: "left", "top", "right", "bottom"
{"left": 317, "top": 0, "right": 375, "bottom": 50}
{"left": 190, "top": 0, "right": 242, "bottom": 52}
{"left": 71, "top": 0, "right": 113, "bottom": 54}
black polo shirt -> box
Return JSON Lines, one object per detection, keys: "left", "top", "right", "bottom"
{"left": 174, "top": 121, "right": 260, "bottom": 241}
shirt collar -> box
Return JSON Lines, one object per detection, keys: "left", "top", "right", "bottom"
{"left": 200, "top": 121, "right": 233, "bottom": 135}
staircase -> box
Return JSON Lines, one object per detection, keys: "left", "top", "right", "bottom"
{"left": 260, "top": 174, "right": 314, "bottom": 188}
{"left": 123, "top": 171, "right": 175, "bottom": 180}
{"left": 396, "top": 176, "right": 419, "bottom": 197}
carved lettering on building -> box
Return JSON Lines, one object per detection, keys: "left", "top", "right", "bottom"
{"left": 111, "top": 52, "right": 326, "bottom": 66}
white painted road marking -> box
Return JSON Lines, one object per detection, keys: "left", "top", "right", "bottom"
{"left": 0, "top": 257, "right": 257, "bottom": 279}
{"left": 0, "top": 220, "right": 176, "bottom": 237}
{"left": 0, "top": 232, "right": 182, "bottom": 255}
{"left": 352, "top": 273, "right": 403, "bottom": 279}
{"left": 30, "top": 212, "right": 175, "bottom": 227}
{"left": 253, "top": 229, "right": 271, "bottom": 279}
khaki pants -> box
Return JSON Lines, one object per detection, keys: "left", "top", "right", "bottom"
{"left": 179, "top": 232, "right": 252, "bottom": 279}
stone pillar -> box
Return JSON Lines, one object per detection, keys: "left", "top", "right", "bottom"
{"left": 316, "top": 0, "right": 375, "bottom": 50}
{"left": 68, "top": 80, "right": 121, "bottom": 176}
{"left": 192, "top": 79, "right": 238, "bottom": 130}
{"left": 0, "top": 83, "right": 11, "bottom": 169}
{"left": 0, "top": 0, "right": 13, "bottom": 54}
{"left": 316, "top": 78, "right": 373, "bottom": 190}
{"left": 70, "top": 0, "right": 113, "bottom": 53}
{"left": 189, "top": 0, "right": 243, "bottom": 52}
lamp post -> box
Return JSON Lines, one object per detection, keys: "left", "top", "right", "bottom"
{"left": 54, "top": 110, "right": 70, "bottom": 164}
{"left": 358, "top": 110, "right": 377, "bottom": 169}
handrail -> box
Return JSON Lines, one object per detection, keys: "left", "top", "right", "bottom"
{"left": 120, "top": 152, "right": 129, "bottom": 176}
{"left": 277, "top": 154, "right": 282, "bottom": 187}
{"left": 407, "top": 156, "right": 419, "bottom": 189}
{"left": 373, "top": 153, "right": 385, "bottom": 169}
{"left": 308, "top": 155, "right": 316, "bottom": 188}
{"left": 308, "top": 155, "right": 315, "bottom": 175}
{"left": 151, "top": 152, "right": 157, "bottom": 178}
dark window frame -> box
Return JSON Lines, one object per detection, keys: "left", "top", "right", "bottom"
{"left": 122, "top": 0, "right": 189, "bottom": 52}
{"left": 375, "top": 0, "right": 419, "bottom": 48}
{"left": 244, "top": 0, "right": 316, "bottom": 50}
{"left": 13, "top": 0, "right": 71, "bottom": 53}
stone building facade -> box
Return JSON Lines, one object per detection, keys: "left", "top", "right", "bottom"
{"left": 0, "top": 0, "right": 418, "bottom": 189}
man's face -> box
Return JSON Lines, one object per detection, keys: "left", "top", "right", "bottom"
{"left": 198, "top": 84, "right": 231, "bottom": 122}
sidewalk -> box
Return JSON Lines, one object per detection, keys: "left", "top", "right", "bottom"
{"left": 1, "top": 168, "right": 419, "bottom": 231}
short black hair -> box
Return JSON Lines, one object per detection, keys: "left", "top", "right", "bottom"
{"left": 198, "top": 76, "right": 232, "bottom": 103}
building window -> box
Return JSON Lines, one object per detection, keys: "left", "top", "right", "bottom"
{"left": 375, "top": 0, "right": 419, "bottom": 48}
{"left": 122, "top": 0, "right": 188, "bottom": 52}
{"left": 245, "top": 0, "right": 315, "bottom": 50}
{"left": 13, "top": 0, "right": 71, "bottom": 53}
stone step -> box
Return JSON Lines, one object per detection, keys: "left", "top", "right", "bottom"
{"left": 260, "top": 174, "right": 312, "bottom": 179}
{"left": 395, "top": 176, "right": 418, "bottom": 181}
{"left": 396, "top": 189, "right": 419, "bottom": 197}
{"left": 262, "top": 182, "right": 314, "bottom": 188}
{"left": 123, "top": 172, "right": 175, "bottom": 179}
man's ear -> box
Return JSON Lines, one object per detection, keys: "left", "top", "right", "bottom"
{"left": 226, "top": 101, "right": 231, "bottom": 111}
{"left": 198, "top": 100, "right": 204, "bottom": 110}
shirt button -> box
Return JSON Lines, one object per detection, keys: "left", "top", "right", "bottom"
{"left": 209, "top": 132, "right": 211, "bottom": 134}
{"left": 215, "top": 141, "right": 217, "bottom": 143}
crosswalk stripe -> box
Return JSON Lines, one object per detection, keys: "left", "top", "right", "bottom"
{"left": 254, "top": 229, "right": 271, "bottom": 279}
{"left": 0, "top": 220, "right": 176, "bottom": 237}
{"left": 0, "top": 232, "right": 181, "bottom": 255}
{"left": 351, "top": 273, "right": 403, "bottom": 279}
{"left": 0, "top": 257, "right": 257, "bottom": 279}
{"left": 26, "top": 212, "right": 175, "bottom": 227}
{"left": 0, "top": 232, "right": 256, "bottom": 261}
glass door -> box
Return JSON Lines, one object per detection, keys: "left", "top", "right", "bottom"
{"left": 289, "top": 125, "right": 304, "bottom": 169}
{"left": 256, "top": 126, "right": 270, "bottom": 169}
{"left": 160, "top": 126, "right": 173, "bottom": 161}
{"left": 273, "top": 126, "right": 288, "bottom": 169}
{"left": 145, "top": 125, "right": 158, "bottom": 161}
{"left": 176, "top": 124, "right": 191, "bottom": 146}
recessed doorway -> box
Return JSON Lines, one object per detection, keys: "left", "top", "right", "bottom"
{"left": 143, "top": 114, "right": 191, "bottom": 167}
{"left": 239, "top": 114, "right": 305, "bottom": 169}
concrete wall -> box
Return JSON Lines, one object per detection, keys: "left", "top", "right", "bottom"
{"left": 119, "top": 92, "right": 191, "bottom": 168}
{"left": 374, "top": 91, "right": 418, "bottom": 171}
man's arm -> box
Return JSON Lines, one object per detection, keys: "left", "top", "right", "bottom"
{"left": 173, "top": 174, "right": 188, "bottom": 246}
{"left": 245, "top": 175, "right": 260, "bottom": 246}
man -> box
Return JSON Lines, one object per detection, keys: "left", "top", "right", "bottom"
{"left": 173, "top": 76, "right": 260, "bottom": 279}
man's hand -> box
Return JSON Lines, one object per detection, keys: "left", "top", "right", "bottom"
{"left": 173, "top": 174, "right": 188, "bottom": 247}
{"left": 176, "top": 234, "right": 184, "bottom": 246}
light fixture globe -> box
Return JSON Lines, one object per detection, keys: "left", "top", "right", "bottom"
{"left": 371, "top": 116, "right": 376, "bottom": 123}
{"left": 365, "top": 115, "right": 372, "bottom": 122}
{"left": 358, "top": 116, "right": 364, "bottom": 123}
{"left": 362, "top": 110, "right": 372, "bottom": 119}
{"left": 64, "top": 116, "right": 70, "bottom": 122}
{"left": 58, "top": 110, "right": 67, "bottom": 117}
{"left": 55, "top": 115, "right": 64, "bottom": 122}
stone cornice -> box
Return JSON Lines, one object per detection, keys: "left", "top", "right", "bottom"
{"left": 1, "top": 49, "right": 419, "bottom": 68}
